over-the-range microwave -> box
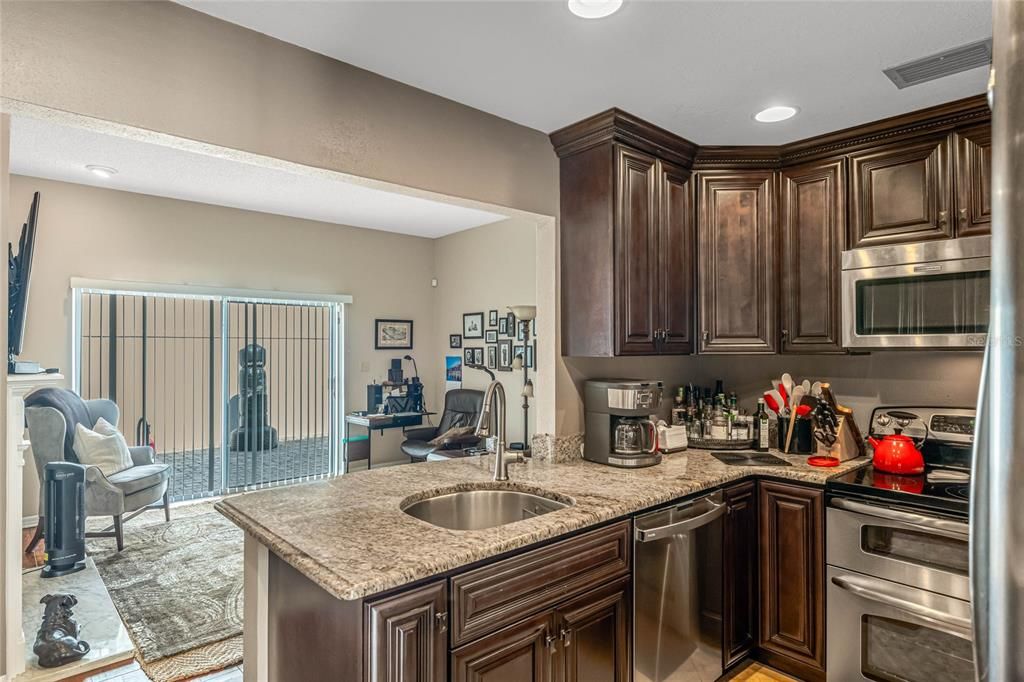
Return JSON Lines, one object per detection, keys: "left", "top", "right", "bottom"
{"left": 842, "top": 235, "right": 990, "bottom": 349}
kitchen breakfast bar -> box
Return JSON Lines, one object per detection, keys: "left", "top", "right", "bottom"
{"left": 217, "top": 448, "right": 867, "bottom": 682}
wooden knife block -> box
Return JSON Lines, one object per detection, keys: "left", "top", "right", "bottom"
{"left": 824, "top": 415, "right": 862, "bottom": 462}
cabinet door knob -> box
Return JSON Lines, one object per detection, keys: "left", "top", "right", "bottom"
{"left": 702, "top": 330, "right": 710, "bottom": 342}
{"left": 938, "top": 210, "right": 949, "bottom": 226}
{"left": 435, "top": 611, "right": 448, "bottom": 633}
{"left": 781, "top": 328, "right": 789, "bottom": 338}
{"left": 561, "top": 628, "right": 572, "bottom": 647}
{"left": 545, "top": 630, "right": 558, "bottom": 652}
{"left": 959, "top": 207, "right": 968, "bottom": 224}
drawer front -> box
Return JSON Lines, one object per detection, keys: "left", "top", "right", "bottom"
{"left": 451, "top": 521, "right": 631, "bottom": 646}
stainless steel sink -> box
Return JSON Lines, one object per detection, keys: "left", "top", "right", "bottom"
{"left": 401, "top": 489, "right": 571, "bottom": 531}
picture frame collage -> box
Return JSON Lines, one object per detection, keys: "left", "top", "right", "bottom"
{"left": 453, "top": 308, "right": 535, "bottom": 372}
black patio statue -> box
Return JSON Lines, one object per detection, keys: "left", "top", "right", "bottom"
{"left": 33, "top": 593, "right": 90, "bottom": 668}
{"left": 229, "top": 343, "right": 279, "bottom": 451}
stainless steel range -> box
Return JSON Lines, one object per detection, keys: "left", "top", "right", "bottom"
{"left": 825, "top": 406, "right": 975, "bottom": 681}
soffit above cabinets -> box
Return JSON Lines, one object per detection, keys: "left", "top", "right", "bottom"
{"left": 9, "top": 116, "right": 508, "bottom": 239}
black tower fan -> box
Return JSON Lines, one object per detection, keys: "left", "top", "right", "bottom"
{"left": 42, "top": 462, "right": 86, "bottom": 578}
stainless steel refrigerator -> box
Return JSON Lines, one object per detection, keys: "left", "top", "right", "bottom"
{"left": 970, "top": 2, "right": 1024, "bottom": 679}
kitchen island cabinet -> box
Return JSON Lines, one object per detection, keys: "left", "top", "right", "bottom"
{"left": 220, "top": 451, "right": 864, "bottom": 681}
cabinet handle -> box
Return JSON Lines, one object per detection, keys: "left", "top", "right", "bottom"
{"left": 545, "top": 630, "right": 559, "bottom": 652}
{"left": 702, "top": 330, "right": 710, "bottom": 342}
{"left": 960, "top": 207, "right": 968, "bottom": 225}
{"left": 561, "top": 628, "right": 572, "bottom": 647}
{"left": 938, "top": 210, "right": 949, "bottom": 226}
{"left": 435, "top": 611, "right": 448, "bottom": 633}
{"left": 781, "top": 328, "right": 788, "bottom": 338}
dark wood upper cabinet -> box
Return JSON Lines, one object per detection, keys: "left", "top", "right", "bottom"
{"left": 954, "top": 124, "right": 992, "bottom": 236}
{"left": 758, "top": 482, "right": 825, "bottom": 681}
{"left": 848, "top": 134, "right": 953, "bottom": 248}
{"left": 551, "top": 110, "right": 698, "bottom": 357}
{"left": 553, "top": 97, "right": 990, "bottom": 357}
{"left": 658, "top": 160, "right": 696, "bottom": 354}
{"left": 556, "top": 578, "right": 630, "bottom": 682}
{"left": 779, "top": 159, "right": 846, "bottom": 353}
{"left": 723, "top": 481, "right": 758, "bottom": 671}
{"left": 615, "top": 146, "right": 660, "bottom": 354}
{"left": 366, "top": 580, "right": 449, "bottom": 682}
{"left": 696, "top": 170, "right": 777, "bottom": 353}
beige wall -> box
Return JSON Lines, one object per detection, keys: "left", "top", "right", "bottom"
{"left": 0, "top": 0, "right": 557, "bottom": 217}
{"left": 433, "top": 219, "right": 537, "bottom": 442}
{"left": 11, "top": 175, "right": 445, "bottom": 516}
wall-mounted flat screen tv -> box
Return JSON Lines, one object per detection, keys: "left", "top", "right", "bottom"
{"left": 9, "top": 191, "right": 40, "bottom": 373}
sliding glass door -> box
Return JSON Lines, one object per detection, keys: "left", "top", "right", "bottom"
{"left": 73, "top": 287, "right": 342, "bottom": 501}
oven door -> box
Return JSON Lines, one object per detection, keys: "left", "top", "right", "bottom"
{"left": 841, "top": 254, "right": 990, "bottom": 349}
{"left": 827, "top": 566, "right": 974, "bottom": 682}
{"left": 827, "top": 499, "right": 969, "bottom": 601}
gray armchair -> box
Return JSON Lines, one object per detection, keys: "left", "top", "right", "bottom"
{"left": 24, "top": 397, "right": 171, "bottom": 552}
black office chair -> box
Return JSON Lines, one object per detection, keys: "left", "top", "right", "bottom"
{"left": 401, "top": 389, "right": 484, "bottom": 463}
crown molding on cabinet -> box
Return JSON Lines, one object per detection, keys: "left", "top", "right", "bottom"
{"left": 549, "top": 108, "right": 699, "bottom": 169}
{"left": 551, "top": 94, "right": 990, "bottom": 171}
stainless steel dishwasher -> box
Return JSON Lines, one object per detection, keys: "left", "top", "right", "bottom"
{"left": 634, "top": 490, "right": 725, "bottom": 682}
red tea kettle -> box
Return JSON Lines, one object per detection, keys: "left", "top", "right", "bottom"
{"left": 868, "top": 411, "right": 925, "bottom": 475}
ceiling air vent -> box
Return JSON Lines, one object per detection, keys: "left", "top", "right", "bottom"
{"left": 883, "top": 39, "right": 992, "bottom": 89}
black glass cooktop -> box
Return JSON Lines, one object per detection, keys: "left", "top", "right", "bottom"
{"left": 827, "top": 464, "right": 970, "bottom": 519}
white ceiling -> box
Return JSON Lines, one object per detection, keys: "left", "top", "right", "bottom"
{"left": 9, "top": 116, "right": 507, "bottom": 238}
{"left": 179, "top": 0, "right": 992, "bottom": 145}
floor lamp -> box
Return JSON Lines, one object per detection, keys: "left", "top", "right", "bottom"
{"left": 509, "top": 305, "right": 536, "bottom": 454}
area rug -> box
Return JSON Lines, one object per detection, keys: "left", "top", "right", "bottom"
{"left": 88, "top": 503, "right": 244, "bottom": 682}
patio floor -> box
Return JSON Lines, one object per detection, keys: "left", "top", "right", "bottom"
{"left": 155, "top": 436, "right": 332, "bottom": 500}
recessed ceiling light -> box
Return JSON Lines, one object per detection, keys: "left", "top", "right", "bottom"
{"left": 568, "top": 0, "right": 623, "bottom": 19}
{"left": 85, "top": 164, "right": 118, "bottom": 179}
{"left": 754, "top": 106, "right": 799, "bottom": 123}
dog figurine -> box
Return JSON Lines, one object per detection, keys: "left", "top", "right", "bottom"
{"left": 33, "top": 593, "right": 90, "bottom": 668}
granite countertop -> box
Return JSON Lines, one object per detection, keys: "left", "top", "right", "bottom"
{"left": 216, "top": 449, "right": 868, "bottom": 601}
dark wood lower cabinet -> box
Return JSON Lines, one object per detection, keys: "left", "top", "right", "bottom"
{"left": 757, "top": 481, "right": 826, "bottom": 681}
{"left": 452, "top": 612, "right": 553, "bottom": 682}
{"left": 366, "top": 580, "right": 449, "bottom": 682}
{"left": 723, "top": 481, "right": 758, "bottom": 670}
{"left": 268, "top": 488, "right": 830, "bottom": 682}
{"left": 557, "top": 578, "right": 630, "bottom": 682}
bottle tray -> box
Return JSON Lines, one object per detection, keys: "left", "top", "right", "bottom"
{"left": 688, "top": 437, "right": 757, "bottom": 451}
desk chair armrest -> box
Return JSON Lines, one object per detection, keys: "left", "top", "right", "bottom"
{"left": 128, "top": 446, "right": 156, "bottom": 466}
{"left": 437, "top": 433, "right": 482, "bottom": 450}
{"left": 404, "top": 426, "right": 437, "bottom": 442}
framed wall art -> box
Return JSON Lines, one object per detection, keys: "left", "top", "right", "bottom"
{"left": 374, "top": 319, "right": 413, "bottom": 350}
{"left": 463, "top": 312, "right": 484, "bottom": 339}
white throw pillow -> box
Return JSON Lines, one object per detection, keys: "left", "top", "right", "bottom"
{"left": 73, "top": 417, "right": 133, "bottom": 477}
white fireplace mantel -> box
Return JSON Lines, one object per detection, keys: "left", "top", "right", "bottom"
{"left": 2, "top": 374, "right": 63, "bottom": 681}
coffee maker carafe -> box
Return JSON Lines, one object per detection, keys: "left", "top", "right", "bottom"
{"left": 614, "top": 418, "right": 658, "bottom": 455}
{"left": 584, "top": 380, "right": 663, "bottom": 468}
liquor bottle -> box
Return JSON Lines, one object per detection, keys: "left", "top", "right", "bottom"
{"left": 710, "top": 403, "right": 729, "bottom": 440}
{"left": 755, "top": 399, "right": 771, "bottom": 452}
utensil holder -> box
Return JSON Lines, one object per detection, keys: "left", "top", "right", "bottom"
{"left": 778, "top": 416, "right": 816, "bottom": 454}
